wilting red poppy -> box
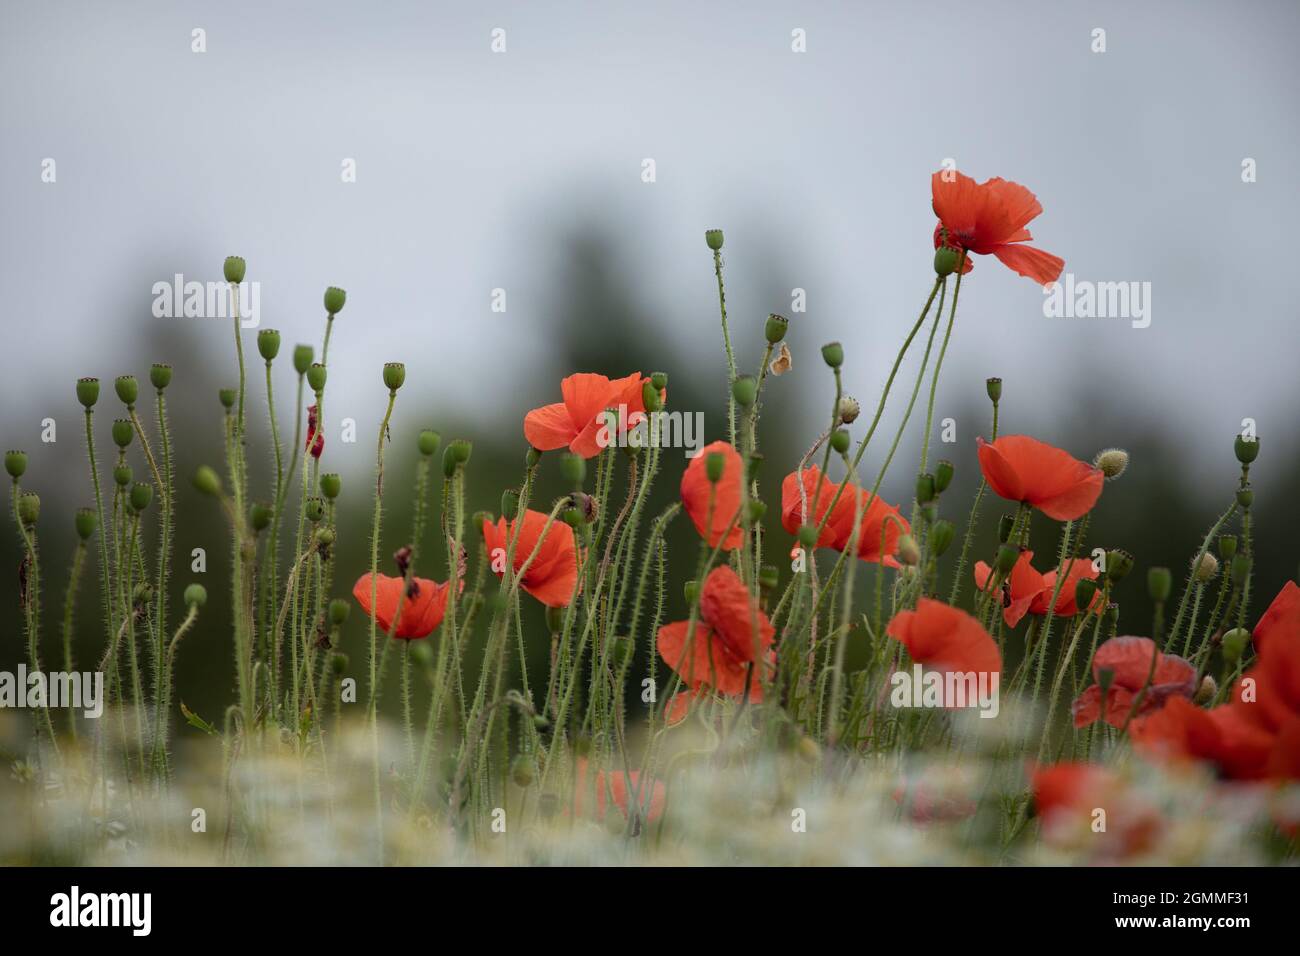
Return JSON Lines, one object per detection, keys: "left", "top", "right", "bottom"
{"left": 523, "top": 372, "right": 654, "bottom": 459}
{"left": 1072, "top": 637, "right": 1196, "bottom": 729}
{"left": 681, "top": 440, "right": 743, "bottom": 550}
{"left": 574, "top": 759, "right": 666, "bottom": 824}
{"left": 886, "top": 598, "right": 1001, "bottom": 678}
{"left": 780, "top": 466, "right": 909, "bottom": 566}
{"left": 482, "top": 509, "right": 579, "bottom": 607}
{"left": 352, "top": 573, "right": 453, "bottom": 639}
{"left": 931, "top": 170, "right": 1064, "bottom": 285}
{"left": 974, "top": 550, "right": 1100, "bottom": 627}
{"left": 305, "top": 404, "right": 324, "bottom": 459}
{"left": 976, "top": 435, "right": 1103, "bottom": 521}
{"left": 657, "top": 565, "right": 774, "bottom": 698}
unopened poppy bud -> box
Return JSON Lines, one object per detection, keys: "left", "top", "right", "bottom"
{"left": 838, "top": 396, "right": 860, "bottom": 425}
{"left": 305, "top": 497, "right": 325, "bottom": 523}
{"left": 74, "top": 508, "right": 97, "bottom": 540}
{"left": 704, "top": 228, "right": 724, "bottom": 250}
{"left": 830, "top": 429, "right": 850, "bottom": 454}
{"left": 76, "top": 377, "right": 100, "bottom": 408}
{"left": 1233, "top": 434, "right": 1259, "bottom": 465}
{"left": 149, "top": 363, "right": 172, "bottom": 391}
{"left": 897, "top": 534, "right": 920, "bottom": 566}
{"left": 929, "top": 519, "right": 955, "bottom": 556}
{"left": 994, "top": 544, "right": 1020, "bottom": 575}
{"left": 192, "top": 465, "right": 222, "bottom": 496}
{"left": 797, "top": 523, "right": 819, "bottom": 549}
{"left": 525, "top": 445, "right": 542, "bottom": 469}
{"left": 1221, "top": 627, "right": 1250, "bottom": 664}
{"left": 915, "top": 473, "right": 936, "bottom": 504}
{"left": 111, "top": 419, "right": 134, "bottom": 448}
{"left": 17, "top": 491, "right": 40, "bottom": 526}
{"left": 133, "top": 584, "right": 154, "bottom": 607}
{"left": 683, "top": 580, "right": 699, "bottom": 605}
{"left": 324, "top": 286, "right": 347, "bottom": 315}
{"left": 114, "top": 465, "right": 132, "bottom": 487}
{"left": 1191, "top": 552, "right": 1218, "bottom": 582}
{"left": 1193, "top": 675, "right": 1217, "bottom": 706}
{"left": 250, "top": 501, "right": 273, "bottom": 531}
{"left": 705, "top": 452, "right": 726, "bottom": 483}
{"left": 320, "top": 472, "right": 341, "bottom": 499}
{"left": 821, "top": 341, "right": 844, "bottom": 369}
{"left": 382, "top": 362, "right": 405, "bottom": 391}
{"left": 114, "top": 375, "right": 138, "bottom": 407}
{"left": 758, "top": 565, "right": 779, "bottom": 591}
{"left": 732, "top": 374, "right": 757, "bottom": 407}
{"left": 330, "top": 652, "right": 349, "bottom": 676}
{"left": 292, "top": 344, "right": 314, "bottom": 375}
{"left": 218, "top": 388, "right": 236, "bottom": 410}
{"left": 4, "top": 450, "right": 27, "bottom": 479}
{"left": 315, "top": 527, "right": 335, "bottom": 546}
{"left": 307, "top": 363, "right": 327, "bottom": 393}
{"left": 441, "top": 447, "right": 459, "bottom": 478}
{"left": 997, "top": 514, "right": 1015, "bottom": 543}
{"left": 611, "top": 635, "right": 634, "bottom": 667}
{"left": 934, "top": 245, "right": 960, "bottom": 277}
{"left": 1075, "top": 578, "right": 1099, "bottom": 614}
{"left": 129, "top": 482, "right": 153, "bottom": 512}
{"left": 1230, "top": 552, "right": 1250, "bottom": 587}
{"left": 257, "top": 329, "right": 281, "bottom": 362}
{"left": 545, "top": 605, "right": 564, "bottom": 633}
{"left": 510, "top": 754, "right": 536, "bottom": 788}
{"left": 1218, "top": 535, "right": 1238, "bottom": 560}
{"left": 933, "top": 459, "right": 954, "bottom": 494}
{"left": 1236, "top": 485, "right": 1253, "bottom": 509}
{"left": 985, "top": 378, "right": 1002, "bottom": 404}
{"left": 329, "top": 598, "right": 350, "bottom": 626}
{"left": 1147, "top": 566, "right": 1172, "bottom": 602}
{"left": 747, "top": 500, "right": 767, "bottom": 524}
{"left": 560, "top": 452, "right": 586, "bottom": 486}
{"left": 1106, "top": 549, "right": 1134, "bottom": 582}
{"left": 765, "top": 313, "right": 789, "bottom": 344}
{"left": 501, "top": 488, "right": 519, "bottom": 520}
{"left": 1094, "top": 447, "right": 1128, "bottom": 480}
{"left": 223, "top": 255, "right": 246, "bottom": 283}
{"left": 410, "top": 641, "right": 432, "bottom": 665}
{"left": 184, "top": 583, "right": 207, "bottom": 607}
{"left": 641, "top": 379, "right": 661, "bottom": 413}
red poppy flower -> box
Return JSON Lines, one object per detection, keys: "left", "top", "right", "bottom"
{"left": 574, "top": 759, "right": 666, "bottom": 824}
{"left": 1035, "top": 556, "right": 1102, "bottom": 617}
{"left": 657, "top": 565, "right": 774, "bottom": 698}
{"left": 886, "top": 598, "right": 1001, "bottom": 678}
{"left": 481, "top": 508, "right": 579, "bottom": 607}
{"left": 1031, "top": 762, "right": 1115, "bottom": 826}
{"left": 305, "top": 404, "right": 324, "bottom": 459}
{"left": 931, "top": 170, "right": 1064, "bottom": 285}
{"left": 974, "top": 551, "right": 1100, "bottom": 627}
{"left": 1071, "top": 637, "right": 1196, "bottom": 729}
{"left": 1030, "top": 762, "right": 1160, "bottom": 857}
{"left": 976, "top": 435, "right": 1103, "bottom": 521}
{"left": 681, "top": 440, "right": 743, "bottom": 551}
{"left": 523, "top": 372, "right": 655, "bottom": 459}
{"left": 780, "top": 466, "right": 909, "bottom": 566}
{"left": 352, "top": 573, "right": 453, "bottom": 640}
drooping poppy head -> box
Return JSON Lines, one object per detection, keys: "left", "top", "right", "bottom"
{"left": 481, "top": 508, "right": 579, "bottom": 607}
{"left": 1071, "top": 636, "right": 1196, "bottom": 729}
{"left": 656, "top": 565, "right": 774, "bottom": 699}
{"left": 976, "top": 435, "right": 1103, "bottom": 521}
{"left": 305, "top": 404, "right": 324, "bottom": 459}
{"left": 680, "top": 440, "right": 743, "bottom": 551}
{"left": 522, "top": 372, "right": 655, "bottom": 459}
{"left": 780, "top": 466, "right": 909, "bottom": 566}
{"left": 931, "top": 170, "right": 1064, "bottom": 285}
{"left": 886, "top": 598, "right": 1001, "bottom": 679}
{"left": 974, "top": 549, "right": 1046, "bottom": 628}
{"left": 352, "top": 572, "right": 452, "bottom": 640}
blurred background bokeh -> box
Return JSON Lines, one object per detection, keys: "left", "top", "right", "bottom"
{"left": 2, "top": 0, "right": 1298, "bottom": 732}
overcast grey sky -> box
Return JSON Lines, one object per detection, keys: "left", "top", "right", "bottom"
{"left": 3, "top": 0, "right": 1298, "bottom": 487}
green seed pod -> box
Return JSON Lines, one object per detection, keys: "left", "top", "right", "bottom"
{"left": 4, "top": 450, "right": 27, "bottom": 479}
{"left": 1106, "top": 549, "right": 1134, "bottom": 582}
{"left": 650, "top": 371, "right": 668, "bottom": 391}
{"left": 746, "top": 500, "right": 767, "bottom": 524}
{"left": 704, "top": 228, "right": 724, "bottom": 251}
{"left": 758, "top": 565, "right": 779, "bottom": 591}
{"left": 525, "top": 446, "right": 542, "bottom": 469}
{"left": 111, "top": 419, "right": 134, "bottom": 448}
{"left": 1075, "top": 578, "right": 1099, "bottom": 615}
{"left": 934, "top": 459, "right": 954, "bottom": 494}
{"left": 410, "top": 640, "right": 433, "bottom": 665}
{"left": 315, "top": 526, "right": 336, "bottom": 546}
{"left": 76, "top": 377, "right": 101, "bottom": 408}
{"left": 997, "top": 514, "right": 1015, "bottom": 543}
{"left": 250, "top": 501, "right": 273, "bottom": 531}
{"left": 765, "top": 313, "right": 789, "bottom": 344}
{"left": 994, "top": 544, "right": 1020, "bottom": 575}
{"left": 545, "top": 605, "right": 564, "bottom": 633}
{"left": 510, "top": 754, "right": 536, "bottom": 788}
{"left": 114, "top": 465, "right": 132, "bottom": 487}
{"left": 683, "top": 580, "right": 700, "bottom": 605}
{"left": 986, "top": 377, "right": 1003, "bottom": 404}
{"left": 1233, "top": 434, "right": 1259, "bottom": 465}
{"left": 74, "top": 507, "right": 97, "bottom": 540}
{"left": 192, "top": 465, "right": 222, "bottom": 496}
{"left": 1102, "top": 602, "right": 1119, "bottom": 628}
{"left": 1230, "top": 552, "right": 1251, "bottom": 587}
{"left": 929, "top": 519, "right": 955, "bottom": 557}
{"left": 915, "top": 473, "right": 936, "bottom": 504}
{"left": 382, "top": 362, "right": 406, "bottom": 391}
{"left": 449, "top": 439, "right": 472, "bottom": 465}
{"left": 560, "top": 452, "right": 586, "bottom": 486}
{"left": 17, "top": 491, "right": 40, "bottom": 526}
{"left": 1236, "top": 485, "right": 1254, "bottom": 509}
{"left": 129, "top": 482, "right": 153, "bottom": 512}
{"left": 305, "top": 496, "right": 325, "bottom": 523}
{"left": 306, "top": 363, "right": 327, "bottom": 393}
{"left": 223, "top": 255, "right": 246, "bottom": 283}
{"left": 114, "top": 375, "right": 139, "bottom": 407}
{"left": 732, "top": 374, "right": 757, "bottom": 408}
{"left": 1221, "top": 627, "right": 1250, "bottom": 665}
{"left": 641, "top": 379, "right": 662, "bottom": 413}
{"left": 1147, "top": 566, "right": 1172, "bottom": 602}
{"left": 184, "top": 583, "right": 208, "bottom": 607}
{"left": 316, "top": 473, "right": 341, "bottom": 501}
{"left": 934, "top": 245, "right": 960, "bottom": 277}
{"left": 1218, "top": 535, "right": 1238, "bottom": 560}
{"left": 829, "top": 429, "right": 850, "bottom": 455}
{"left": 418, "top": 429, "right": 441, "bottom": 457}
{"left": 218, "top": 388, "right": 236, "bottom": 410}
{"left": 501, "top": 488, "right": 520, "bottom": 520}
{"left": 149, "top": 363, "right": 172, "bottom": 391}
{"left": 442, "top": 447, "right": 459, "bottom": 478}
{"left": 330, "top": 652, "right": 349, "bottom": 676}
{"left": 329, "top": 598, "right": 350, "bottom": 626}
{"left": 323, "top": 286, "right": 347, "bottom": 315}
{"left": 562, "top": 508, "right": 583, "bottom": 528}
{"left": 921, "top": 503, "right": 939, "bottom": 525}
{"left": 257, "top": 328, "right": 281, "bottom": 362}
{"left": 797, "top": 523, "right": 819, "bottom": 549}
{"left": 820, "top": 341, "right": 844, "bottom": 369}
{"left": 292, "top": 344, "right": 314, "bottom": 375}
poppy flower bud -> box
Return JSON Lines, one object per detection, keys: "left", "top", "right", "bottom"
{"left": 1230, "top": 552, "right": 1250, "bottom": 587}
{"left": 651, "top": 371, "right": 668, "bottom": 391}
{"left": 250, "top": 501, "right": 273, "bottom": 531}
{"left": 1233, "top": 434, "right": 1259, "bottom": 465}
{"left": 704, "top": 228, "right": 724, "bottom": 251}
{"left": 192, "top": 465, "right": 222, "bottom": 497}
{"left": 985, "top": 378, "right": 1002, "bottom": 404}
{"left": 114, "top": 375, "right": 138, "bottom": 407}
{"left": 1074, "top": 577, "right": 1100, "bottom": 615}
{"left": 315, "top": 527, "right": 336, "bottom": 546}
{"left": 133, "top": 584, "right": 155, "bottom": 606}
{"left": 4, "top": 450, "right": 27, "bottom": 479}
{"left": 330, "top": 652, "right": 349, "bottom": 676}
{"left": 746, "top": 500, "right": 767, "bottom": 524}
{"left": 705, "top": 452, "right": 726, "bottom": 484}
{"left": 329, "top": 599, "right": 350, "bottom": 626}
{"left": 305, "top": 496, "right": 325, "bottom": 523}
{"left": 683, "top": 580, "right": 699, "bottom": 605}
{"left": 759, "top": 565, "right": 779, "bottom": 591}
{"left": 1193, "top": 675, "right": 1217, "bottom": 706}
{"left": 545, "top": 605, "right": 564, "bottom": 633}
{"left": 830, "top": 429, "right": 850, "bottom": 454}
{"left": 17, "top": 491, "right": 40, "bottom": 526}
{"left": 114, "top": 465, "right": 132, "bottom": 487}
{"left": 1221, "top": 627, "right": 1250, "bottom": 664}
{"left": 510, "top": 754, "right": 536, "bottom": 788}
{"left": 641, "top": 379, "right": 662, "bottom": 413}
{"left": 524, "top": 445, "right": 542, "bottom": 469}
{"left": 1106, "top": 549, "right": 1134, "bottom": 582}
{"left": 292, "top": 344, "right": 314, "bottom": 375}
{"left": 897, "top": 534, "right": 920, "bottom": 566}
{"left": 382, "top": 362, "right": 405, "bottom": 391}
{"left": 1147, "top": 566, "right": 1172, "bottom": 602}
{"left": 442, "top": 447, "right": 459, "bottom": 478}
{"left": 129, "top": 482, "right": 153, "bottom": 512}
{"left": 184, "top": 583, "right": 207, "bottom": 607}
{"left": 257, "top": 329, "right": 281, "bottom": 362}
{"left": 223, "top": 255, "right": 246, "bottom": 283}
{"left": 560, "top": 452, "right": 586, "bottom": 486}
{"left": 765, "top": 313, "right": 789, "bottom": 344}
{"left": 307, "top": 363, "right": 327, "bottom": 393}
{"left": 933, "top": 459, "right": 954, "bottom": 494}
{"left": 915, "top": 473, "right": 936, "bottom": 504}
{"left": 218, "top": 388, "right": 236, "bottom": 410}
{"left": 149, "top": 363, "right": 172, "bottom": 391}
{"left": 74, "top": 508, "right": 97, "bottom": 540}
{"left": 994, "top": 544, "right": 1020, "bottom": 574}
{"left": 76, "top": 377, "right": 100, "bottom": 408}
{"left": 501, "top": 488, "right": 519, "bottom": 520}
{"left": 1192, "top": 552, "right": 1218, "bottom": 582}
{"left": 1094, "top": 447, "right": 1128, "bottom": 480}
{"left": 746, "top": 452, "right": 764, "bottom": 482}
{"left": 1236, "top": 485, "right": 1253, "bottom": 509}
{"left": 319, "top": 473, "right": 341, "bottom": 500}
{"left": 324, "top": 286, "right": 347, "bottom": 315}
{"left": 934, "top": 245, "right": 961, "bottom": 277}
{"left": 997, "top": 514, "right": 1015, "bottom": 543}
{"left": 797, "top": 523, "right": 819, "bottom": 549}
{"left": 838, "top": 396, "right": 860, "bottom": 425}
{"left": 1102, "top": 603, "right": 1119, "bottom": 628}
{"left": 1218, "top": 535, "right": 1238, "bottom": 560}
{"left": 111, "top": 419, "right": 134, "bottom": 448}
{"left": 732, "top": 374, "right": 757, "bottom": 407}
{"left": 821, "top": 341, "right": 844, "bottom": 369}
{"left": 929, "top": 519, "right": 955, "bottom": 556}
